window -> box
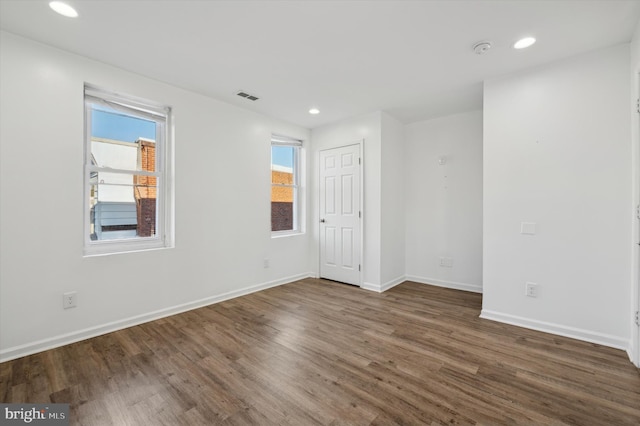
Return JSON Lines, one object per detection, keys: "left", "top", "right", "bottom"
{"left": 84, "top": 85, "right": 173, "bottom": 255}
{"left": 271, "top": 135, "right": 302, "bottom": 234}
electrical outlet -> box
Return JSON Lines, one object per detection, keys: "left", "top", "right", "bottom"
{"left": 263, "top": 258, "right": 270, "bottom": 268}
{"left": 525, "top": 282, "right": 538, "bottom": 298}
{"left": 63, "top": 291, "right": 77, "bottom": 309}
{"left": 439, "top": 257, "right": 453, "bottom": 267}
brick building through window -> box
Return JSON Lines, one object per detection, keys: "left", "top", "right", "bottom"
{"left": 134, "top": 139, "right": 157, "bottom": 237}
{"left": 271, "top": 166, "right": 294, "bottom": 231}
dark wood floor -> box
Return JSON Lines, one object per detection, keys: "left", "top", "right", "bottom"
{"left": 1, "top": 279, "right": 639, "bottom": 425}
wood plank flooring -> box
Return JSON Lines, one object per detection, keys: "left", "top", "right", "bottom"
{"left": 1, "top": 278, "right": 639, "bottom": 425}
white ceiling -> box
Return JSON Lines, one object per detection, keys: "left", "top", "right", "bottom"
{"left": 1, "top": 0, "right": 639, "bottom": 128}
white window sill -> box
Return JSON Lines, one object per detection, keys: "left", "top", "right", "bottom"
{"left": 83, "top": 239, "right": 171, "bottom": 257}
{"left": 271, "top": 230, "right": 304, "bottom": 239}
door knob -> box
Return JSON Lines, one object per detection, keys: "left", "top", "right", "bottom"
{"left": 320, "top": 218, "right": 325, "bottom": 223}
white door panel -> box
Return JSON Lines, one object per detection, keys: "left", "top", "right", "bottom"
{"left": 320, "top": 144, "right": 361, "bottom": 285}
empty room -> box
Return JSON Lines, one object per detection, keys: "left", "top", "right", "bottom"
{"left": 1, "top": 0, "right": 640, "bottom": 424}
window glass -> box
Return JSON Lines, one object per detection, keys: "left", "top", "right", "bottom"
{"left": 271, "top": 139, "right": 301, "bottom": 233}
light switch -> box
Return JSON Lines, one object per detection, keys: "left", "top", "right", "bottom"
{"left": 521, "top": 222, "right": 536, "bottom": 235}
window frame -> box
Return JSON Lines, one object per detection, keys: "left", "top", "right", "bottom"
{"left": 83, "top": 84, "right": 174, "bottom": 256}
{"left": 271, "top": 135, "right": 303, "bottom": 236}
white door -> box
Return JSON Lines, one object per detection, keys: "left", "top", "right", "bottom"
{"left": 319, "top": 144, "right": 361, "bottom": 285}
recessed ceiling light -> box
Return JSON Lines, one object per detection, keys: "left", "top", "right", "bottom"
{"left": 514, "top": 37, "right": 536, "bottom": 49}
{"left": 49, "top": 1, "right": 78, "bottom": 18}
{"left": 309, "top": 108, "right": 320, "bottom": 115}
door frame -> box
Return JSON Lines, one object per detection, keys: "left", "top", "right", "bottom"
{"left": 633, "top": 72, "right": 640, "bottom": 367}
{"left": 317, "top": 140, "right": 364, "bottom": 286}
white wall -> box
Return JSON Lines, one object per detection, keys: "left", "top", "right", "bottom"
{"left": 310, "top": 112, "right": 382, "bottom": 287}
{"left": 630, "top": 19, "right": 640, "bottom": 367}
{"left": 0, "top": 32, "right": 311, "bottom": 361}
{"left": 310, "top": 111, "right": 406, "bottom": 292}
{"left": 482, "top": 44, "right": 632, "bottom": 349}
{"left": 405, "top": 111, "right": 483, "bottom": 293}
{"left": 380, "top": 112, "right": 406, "bottom": 288}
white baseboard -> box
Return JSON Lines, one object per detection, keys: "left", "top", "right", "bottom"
{"left": 480, "top": 309, "right": 629, "bottom": 351}
{"left": 628, "top": 339, "right": 639, "bottom": 368}
{"left": 361, "top": 275, "right": 406, "bottom": 293}
{"left": 405, "top": 275, "right": 483, "bottom": 294}
{"left": 0, "top": 272, "right": 313, "bottom": 363}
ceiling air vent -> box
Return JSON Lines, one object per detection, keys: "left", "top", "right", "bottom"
{"left": 236, "top": 90, "right": 260, "bottom": 101}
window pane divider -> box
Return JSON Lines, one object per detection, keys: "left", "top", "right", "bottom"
{"left": 92, "top": 182, "right": 161, "bottom": 189}
{"left": 86, "top": 166, "right": 160, "bottom": 177}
